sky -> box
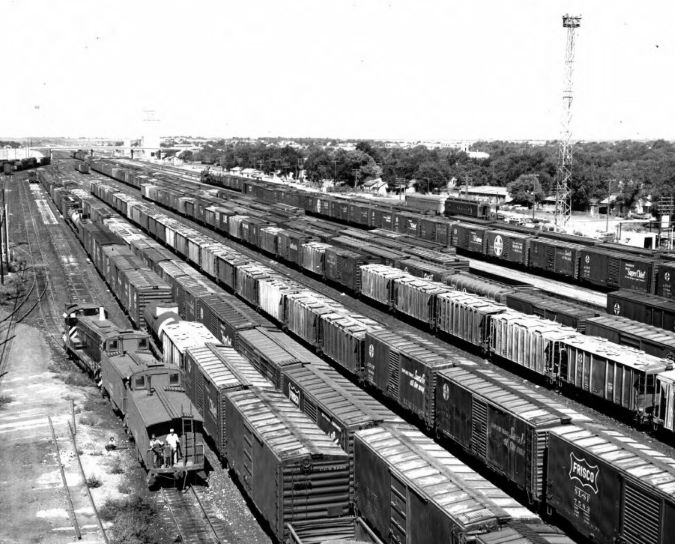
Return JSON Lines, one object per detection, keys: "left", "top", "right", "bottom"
{"left": 1, "top": 0, "right": 674, "bottom": 141}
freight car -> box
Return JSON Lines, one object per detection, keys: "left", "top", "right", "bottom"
{"left": 64, "top": 302, "right": 206, "bottom": 488}
{"left": 608, "top": 290, "right": 675, "bottom": 332}
{"left": 83, "top": 176, "right": 675, "bottom": 433}
{"left": 49, "top": 167, "right": 675, "bottom": 544}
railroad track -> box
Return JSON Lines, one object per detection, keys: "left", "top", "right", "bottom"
{"left": 14, "top": 177, "right": 63, "bottom": 344}
{"left": 160, "top": 486, "right": 235, "bottom": 544}
{"left": 47, "top": 416, "right": 108, "bottom": 543}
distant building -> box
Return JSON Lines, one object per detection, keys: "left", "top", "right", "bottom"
{"left": 362, "top": 177, "right": 388, "bottom": 195}
{"left": 448, "top": 185, "right": 508, "bottom": 205}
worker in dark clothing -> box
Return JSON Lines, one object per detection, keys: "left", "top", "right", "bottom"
{"left": 149, "top": 434, "right": 163, "bottom": 468}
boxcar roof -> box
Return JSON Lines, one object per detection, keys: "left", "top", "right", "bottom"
{"left": 550, "top": 424, "right": 675, "bottom": 499}
{"left": 437, "top": 290, "right": 507, "bottom": 314}
{"left": 610, "top": 290, "right": 675, "bottom": 311}
{"left": 283, "top": 364, "right": 402, "bottom": 427}
{"left": 186, "top": 344, "right": 272, "bottom": 390}
{"left": 440, "top": 367, "right": 590, "bottom": 426}
{"left": 356, "top": 425, "right": 538, "bottom": 527}
{"left": 561, "top": 334, "right": 670, "bottom": 373}
{"left": 587, "top": 315, "right": 675, "bottom": 349}
{"left": 227, "top": 389, "right": 348, "bottom": 460}
{"left": 474, "top": 523, "right": 575, "bottom": 544}
{"left": 239, "top": 327, "right": 323, "bottom": 365}
{"left": 162, "top": 322, "right": 218, "bottom": 353}
{"left": 131, "top": 386, "right": 203, "bottom": 428}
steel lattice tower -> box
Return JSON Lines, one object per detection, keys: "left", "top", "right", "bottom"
{"left": 555, "top": 14, "right": 581, "bottom": 228}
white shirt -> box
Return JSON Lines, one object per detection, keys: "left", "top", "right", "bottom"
{"left": 166, "top": 433, "right": 179, "bottom": 449}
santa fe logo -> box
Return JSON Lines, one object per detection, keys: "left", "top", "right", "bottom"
{"left": 493, "top": 235, "right": 504, "bottom": 257}
{"left": 569, "top": 453, "right": 599, "bottom": 494}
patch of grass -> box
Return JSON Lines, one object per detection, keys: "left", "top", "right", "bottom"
{"left": 0, "top": 275, "right": 26, "bottom": 306}
{"left": 78, "top": 414, "right": 98, "bottom": 426}
{"left": 85, "top": 475, "right": 102, "bottom": 488}
{"left": 109, "top": 459, "right": 124, "bottom": 475}
{"left": 117, "top": 482, "right": 132, "bottom": 494}
{"left": 63, "top": 372, "right": 92, "bottom": 388}
{"left": 83, "top": 396, "right": 105, "bottom": 412}
{"left": 99, "top": 496, "right": 172, "bottom": 544}
{"left": 0, "top": 394, "right": 13, "bottom": 407}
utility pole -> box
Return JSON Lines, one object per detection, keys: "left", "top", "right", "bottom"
{"left": 352, "top": 169, "right": 361, "bottom": 189}
{"left": 555, "top": 14, "right": 582, "bottom": 228}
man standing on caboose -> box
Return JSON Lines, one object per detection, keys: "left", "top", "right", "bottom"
{"left": 166, "top": 428, "right": 180, "bottom": 466}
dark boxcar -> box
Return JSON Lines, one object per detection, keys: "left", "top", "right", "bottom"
{"left": 354, "top": 425, "right": 540, "bottom": 544}
{"left": 225, "top": 389, "right": 351, "bottom": 543}
{"left": 504, "top": 290, "right": 600, "bottom": 331}
{"left": 607, "top": 290, "right": 675, "bottom": 332}
{"left": 320, "top": 313, "right": 381, "bottom": 377}
{"left": 444, "top": 197, "right": 491, "bottom": 219}
{"left": 485, "top": 230, "right": 530, "bottom": 266}
{"left": 585, "top": 315, "right": 675, "bottom": 359}
{"left": 451, "top": 222, "right": 489, "bottom": 254}
{"left": 580, "top": 248, "right": 653, "bottom": 292}
{"left": 281, "top": 363, "right": 400, "bottom": 455}
{"left": 655, "top": 261, "right": 675, "bottom": 298}
{"left": 546, "top": 424, "right": 675, "bottom": 544}
{"left": 435, "top": 366, "right": 588, "bottom": 504}
{"left": 119, "top": 268, "right": 173, "bottom": 329}
{"left": 529, "top": 238, "right": 583, "bottom": 279}
{"left": 183, "top": 343, "right": 273, "bottom": 456}
{"left": 393, "top": 211, "right": 420, "bottom": 237}
{"left": 236, "top": 326, "right": 323, "bottom": 387}
{"left": 324, "top": 246, "right": 376, "bottom": 293}
{"left": 196, "top": 292, "right": 273, "bottom": 348}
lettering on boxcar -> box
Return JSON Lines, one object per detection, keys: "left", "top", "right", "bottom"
{"left": 491, "top": 423, "right": 526, "bottom": 457}
{"left": 288, "top": 383, "right": 301, "bottom": 406}
{"left": 569, "top": 452, "right": 599, "bottom": 494}
{"left": 401, "top": 368, "right": 426, "bottom": 392}
{"left": 573, "top": 485, "right": 592, "bottom": 524}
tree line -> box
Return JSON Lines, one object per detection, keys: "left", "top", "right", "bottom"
{"left": 174, "top": 138, "right": 675, "bottom": 211}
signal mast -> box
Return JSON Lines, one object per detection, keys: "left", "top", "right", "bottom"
{"left": 555, "top": 14, "right": 581, "bottom": 228}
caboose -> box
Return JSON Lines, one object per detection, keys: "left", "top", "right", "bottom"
{"left": 64, "top": 302, "right": 206, "bottom": 487}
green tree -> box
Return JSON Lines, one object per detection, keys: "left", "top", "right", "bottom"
{"left": 507, "top": 174, "right": 544, "bottom": 207}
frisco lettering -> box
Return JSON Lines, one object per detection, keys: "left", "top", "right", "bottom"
{"left": 569, "top": 453, "right": 599, "bottom": 494}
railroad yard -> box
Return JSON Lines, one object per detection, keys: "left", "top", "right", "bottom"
{"left": 1, "top": 153, "right": 675, "bottom": 544}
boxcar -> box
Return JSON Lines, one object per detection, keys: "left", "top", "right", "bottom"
{"left": 183, "top": 343, "right": 273, "bottom": 455}
{"left": 435, "top": 366, "right": 589, "bottom": 504}
{"left": 450, "top": 222, "right": 489, "bottom": 254}
{"left": 474, "top": 524, "right": 575, "bottom": 544}
{"left": 160, "top": 321, "right": 218, "bottom": 369}
{"left": 225, "top": 389, "right": 351, "bottom": 543}
{"left": 485, "top": 229, "right": 530, "bottom": 266}
{"left": 287, "top": 517, "right": 384, "bottom": 544}
{"left": 504, "top": 290, "right": 601, "bottom": 331}
{"left": 236, "top": 326, "right": 324, "bottom": 388}
{"left": 354, "top": 424, "right": 540, "bottom": 544}
{"left": 585, "top": 315, "right": 675, "bottom": 360}
{"left": 607, "top": 290, "right": 675, "bottom": 332}
{"left": 528, "top": 238, "right": 581, "bottom": 280}
{"left": 546, "top": 424, "right": 675, "bottom": 544}
{"left": 444, "top": 197, "right": 491, "bottom": 219}
{"left": 557, "top": 335, "right": 670, "bottom": 419}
